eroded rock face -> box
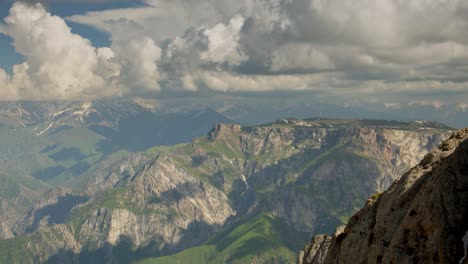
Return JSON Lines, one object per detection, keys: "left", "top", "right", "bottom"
{"left": 299, "top": 128, "right": 468, "bottom": 264}
{"left": 0, "top": 218, "right": 13, "bottom": 240}
{"left": 298, "top": 235, "right": 332, "bottom": 264}
{"left": 25, "top": 225, "right": 80, "bottom": 264}
{"left": 78, "top": 155, "right": 235, "bottom": 252}
{"left": 14, "top": 188, "right": 89, "bottom": 236}
{"left": 69, "top": 124, "right": 449, "bottom": 257}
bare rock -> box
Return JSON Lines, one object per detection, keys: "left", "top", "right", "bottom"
{"left": 298, "top": 235, "right": 333, "bottom": 264}
{"left": 0, "top": 218, "right": 13, "bottom": 240}
{"left": 300, "top": 128, "right": 468, "bottom": 264}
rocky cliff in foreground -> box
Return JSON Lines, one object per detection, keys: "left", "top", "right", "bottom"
{"left": 299, "top": 128, "right": 468, "bottom": 264}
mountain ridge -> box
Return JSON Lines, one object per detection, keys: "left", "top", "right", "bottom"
{"left": 0, "top": 117, "right": 454, "bottom": 263}
{"left": 299, "top": 128, "right": 468, "bottom": 264}
{"left": 0, "top": 99, "right": 235, "bottom": 239}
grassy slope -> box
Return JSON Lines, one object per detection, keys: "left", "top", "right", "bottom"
{"left": 0, "top": 225, "right": 75, "bottom": 264}
{"left": 0, "top": 235, "right": 34, "bottom": 264}
{"left": 0, "top": 122, "right": 133, "bottom": 196}
{"left": 131, "top": 133, "right": 368, "bottom": 264}
{"left": 0, "top": 124, "right": 104, "bottom": 182}
{"left": 0, "top": 212, "right": 306, "bottom": 264}
{"left": 136, "top": 212, "right": 307, "bottom": 264}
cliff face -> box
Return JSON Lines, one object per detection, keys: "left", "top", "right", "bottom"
{"left": 0, "top": 218, "right": 12, "bottom": 240}
{"left": 77, "top": 154, "right": 235, "bottom": 252}
{"left": 0, "top": 119, "right": 452, "bottom": 263}
{"left": 299, "top": 128, "right": 468, "bottom": 264}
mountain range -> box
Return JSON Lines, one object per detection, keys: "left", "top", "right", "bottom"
{"left": 0, "top": 102, "right": 454, "bottom": 263}
{"left": 151, "top": 96, "right": 468, "bottom": 128}
{"left": 0, "top": 99, "right": 232, "bottom": 238}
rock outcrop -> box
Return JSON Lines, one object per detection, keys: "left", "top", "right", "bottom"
{"left": 77, "top": 154, "right": 235, "bottom": 252}
{"left": 298, "top": 235, "right": 332, "bottom": 264}
{"left": 25, "top": 225, "right": 80, "bottom": 263}
{"left": 299, "top": 128, "right": 468, "bottom": 264}
{"left": 14, "top": 188, "right": 88, "bottom": 236}
{"left": 0, "top": 218, "right": 13, "bottom": 240}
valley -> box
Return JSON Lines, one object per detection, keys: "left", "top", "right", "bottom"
{"left": 0, "top": 104, "right": 453, "bottom": 263}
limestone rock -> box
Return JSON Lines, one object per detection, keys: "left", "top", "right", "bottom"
{"left": 299, "top": 128, "right": 468, "bottom": 264}
{"left": 0, "top": 218, "right": 13, "bottom": 240}
{"left": 298, "top": 235, "right": 332, "bottom": 264}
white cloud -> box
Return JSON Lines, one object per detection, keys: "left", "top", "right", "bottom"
{"left": 0, "top": 2, "right": 162, "bottom": 100}
{"left": 193, "top": 71, "right": 333, "bottom": 92}
{"left": 269, "top": 43, "right": 335, "bottom": 72}
{"left": 384, "top": 103, "right": 401, "bottom": 109}
{"left": 123, "top": 37, "right": 161, "bottom": 92}
{"left": 243, "top": 0, "right": 292, "bottom": 33}
{"left": 0, "top": 2, "right": 120, "bottom": 99}
{"left": 67, "top": 0, "right": 244, "bottom": 43}
{"left": 0, "top": 68, "right": 17, "bottom": 100}
{"left": 181, "top": 74, "right": 198, "bottom": 92}
{"left": 409, "top": 100, "right": 445, "bottom": 109}
{"left": 111, "top": 29, "right": 162, "bottom": 92}
{"left": 62, "top": 0, "right": 468, "bottom": 93}
{"left": 66, "top": 6, "right": 160, "bottom": 35}
{"left": 457, "top": 103, "right": 468, "bottom": 112}
{"left": 201, "top": 15, "right": 247, "bottom": 66}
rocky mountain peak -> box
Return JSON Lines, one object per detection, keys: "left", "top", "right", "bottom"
{"left": 299, "top": 128, "right": 468, "bottom": 264}
{"left": 207, "top": 123, "right": 241, "bottom": 141}
{"left": 440, "top": 127, "right": 468, "bottom": 151}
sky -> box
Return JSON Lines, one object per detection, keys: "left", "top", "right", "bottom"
{"left": 0, "top": 0, "right": 468, "bottom": 109}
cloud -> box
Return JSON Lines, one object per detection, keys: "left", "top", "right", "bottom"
{"left": 187, "top": 70, "right": 336, "bottom": 93}
{"left": 384, "top": 103, "right": 401, "bottom": 110}
{"left": 0, "top": 67, "right": 17, "bottom": 100}
{"left": 107, "top": 19, "right": 161, "bottom": 92}
{"left": 409, "top": 100, "right": 445, "bottom": 109}
{"left": 201, "top": 15, "right": 247, "bottom": 66}
{"left": 2, "top": 0, "right": 468, "bottom": 102}
{"left": 0, "top": 2, "right": 118, "bottom": 99}
{"left": 268, "top": 43, "right": 335, "bottom": 73}
{"left": 114, "top": 36, "right": 161, "bottom": 92}
{"left": 159, "top": 27, "right": 209, "bottom": 91}
{"left": 457, "top": 103, "right": 468, "bottom": 111}
{"left": 0, "top": 2, "right": 161, "bottom": 100}
{"left": 67, "top": 0, "right": 244, "bottom": 42}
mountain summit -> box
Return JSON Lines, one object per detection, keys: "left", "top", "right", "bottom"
{"left": 299, "top": 128, "right": 468, "bottom": 264}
